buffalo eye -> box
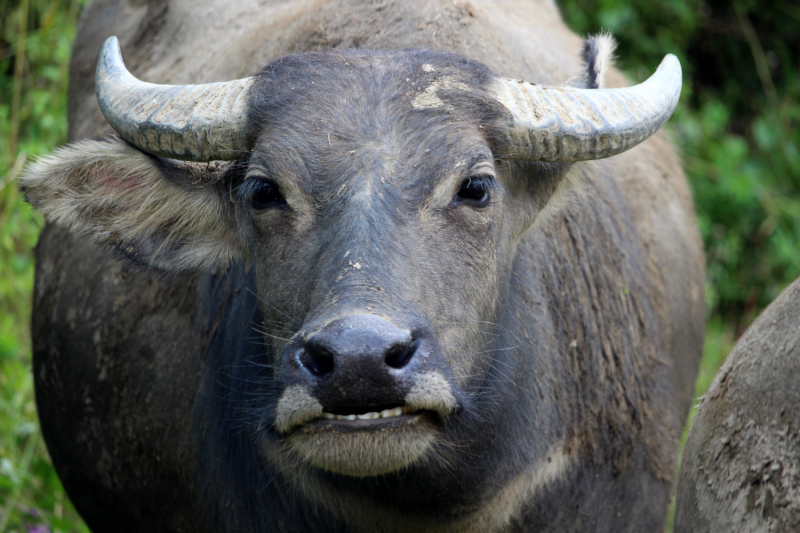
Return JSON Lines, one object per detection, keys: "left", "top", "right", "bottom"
{"left": 247, "top": 179, "right": 286, "bottom": 210}
{"left": 454, "top": 175, "right": 492, "bottom": 207}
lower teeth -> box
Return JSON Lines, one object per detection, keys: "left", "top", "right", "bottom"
{"left": 320, "top": 406, "right": 414, "bottom": 421}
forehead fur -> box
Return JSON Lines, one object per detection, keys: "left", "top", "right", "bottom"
{"left": 248, "top": 48, "right": 498, "bottom": 113}
{"left": 245, "top": 49, "right": 506, "bottom": 185}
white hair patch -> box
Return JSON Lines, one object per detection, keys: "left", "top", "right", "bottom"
{"left": 582, "top": 32, "right": 617, "bottom": 89}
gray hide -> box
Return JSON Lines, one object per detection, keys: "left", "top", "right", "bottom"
{"left": 674, "top": 276, "right": 800, "bottom": 532}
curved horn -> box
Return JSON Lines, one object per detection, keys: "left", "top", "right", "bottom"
{"left": 95, "top": 36, "right": 253, "bottom": 162}
{"left": 492, "top": 54, "right": 682, "bottom": 162}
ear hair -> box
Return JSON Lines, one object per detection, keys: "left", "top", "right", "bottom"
{"left": 21, "top": 137, "right": 250, "bottom": 272}
{"left": 581, "top": 33, "right": 617, "bottom": 89}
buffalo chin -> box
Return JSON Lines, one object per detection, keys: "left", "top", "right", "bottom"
{"left": 286, "top": 415, "right": 436, "bottom": 477}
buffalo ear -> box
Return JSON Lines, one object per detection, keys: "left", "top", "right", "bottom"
{"left": 21, "top": 137, "right": 249, "bottom": 272}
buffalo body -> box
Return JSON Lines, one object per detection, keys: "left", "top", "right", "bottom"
{"left": 29, "top": 0, "right": 704, "bottom": 531}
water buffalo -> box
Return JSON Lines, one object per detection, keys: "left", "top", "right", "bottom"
{"left": 22, "top": 0, "right": 704, "bottom": 531}
{"left": 674, "top": 276, "right": 800, "bottom": 532}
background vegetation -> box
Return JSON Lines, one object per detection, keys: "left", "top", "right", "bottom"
{"left": 1, "top": 0, "right": 88, "bottom": 531}
{"left": 0, "top": 0, "right": 797, "bottom": 531}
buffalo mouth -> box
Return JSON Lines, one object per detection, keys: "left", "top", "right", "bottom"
{"left": 273, "top": 375, "right": 458, "bottom": 476}
{"left": 286, "top": 407, "right": 439, "bottom": 477}
{"left": 274, "top": 372, "right": 458, "bottom": 435}
{"left": 302, "top": 404, "right": 435, "bottom": 436}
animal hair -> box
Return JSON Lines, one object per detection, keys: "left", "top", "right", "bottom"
{"left": 581, "top": 33, "right": 617, "bottom": 89}
{"left": 20, "top": 137, "right": 250, "bottom": 271}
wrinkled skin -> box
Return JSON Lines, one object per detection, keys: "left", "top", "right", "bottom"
{"left": 674, "top": 276, "right": 800, "bottom": 533}
{"left": 32, "top": 0, "right": 705, "bottom": 532}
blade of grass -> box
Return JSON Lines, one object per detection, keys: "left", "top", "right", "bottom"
{"left": 9, "top": 0, "right": 30, "bottom": 159}
{"left": 0, "top": 431, "right": 37, "bottom": 533}
{"left": 0, "top": 152, "right": 27, "bottom": 196}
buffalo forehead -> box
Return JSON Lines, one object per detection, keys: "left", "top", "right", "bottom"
{"left": 248, "top": 50, "right": 499, "bottom": 201}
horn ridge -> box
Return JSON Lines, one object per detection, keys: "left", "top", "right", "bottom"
{"left": 95, "top": 36, "right": 253, "bottom": 162}
{"left": 492, "top": 54, "right": 682, "bottom": 162}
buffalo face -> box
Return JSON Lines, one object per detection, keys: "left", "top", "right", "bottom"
{"left": 232, "top": 51, "right": 561, "bottom": 477}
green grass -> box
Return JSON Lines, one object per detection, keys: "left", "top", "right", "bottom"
{"left": 0, "top": 1, "right": 795, "bottom": 531}
{"left": 1, "top": 1, "right": 89, "bottom": 531}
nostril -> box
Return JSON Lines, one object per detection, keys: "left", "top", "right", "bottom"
{"left": 384, "top": 339, "right": 419, "bottom": 369}
{"left": 298, "top": 346, "right": 334, "bottom": 377}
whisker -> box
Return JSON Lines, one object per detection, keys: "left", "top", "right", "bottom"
{"left": 245, "top": 287, "right": 300, "bottom": 327}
